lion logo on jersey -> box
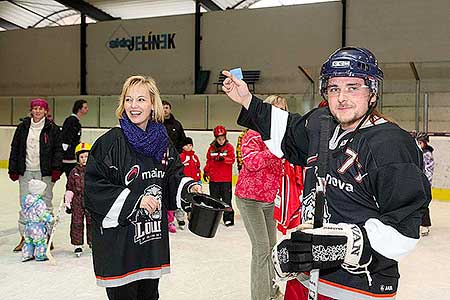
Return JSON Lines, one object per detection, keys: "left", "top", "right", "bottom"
{"left": 131, "top": 184, "right": 163, "bottom": 244}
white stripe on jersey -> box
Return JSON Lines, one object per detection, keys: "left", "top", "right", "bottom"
{"left": 364, "top": 218, "right": 418, "bottom": 261}
{"left": 263, "top": 106, "right": 288, "bottom": 158}
{"left": 102, "top": 188, "right": 131, "bottom": 228}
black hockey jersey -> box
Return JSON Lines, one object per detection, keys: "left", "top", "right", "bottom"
{"left": 238, "top": 96, "right": 431, "bottom": 300}
{"left": 84, "top": 127, "right": 196, "bottom": 288}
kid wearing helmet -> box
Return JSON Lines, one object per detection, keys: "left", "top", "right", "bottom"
{"left": 222, "top": 47, "right": 430, "bottom": 299}
{"left": 204, "top": 125, "right": 235, "bottom": 226}
{"left": 64, "top": 142, "right": 92, "bottom": 257}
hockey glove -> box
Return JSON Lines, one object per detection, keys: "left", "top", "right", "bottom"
{"left": 273, "top": 223, "right": 365, "bottom": 277}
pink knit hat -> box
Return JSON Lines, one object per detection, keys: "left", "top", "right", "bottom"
{"left": 30, "top": 98, "right": 49, "bottom": 111}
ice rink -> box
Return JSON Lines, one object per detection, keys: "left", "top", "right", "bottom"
{"left": 1, "top": 168, "right": 449, "bottom": 300}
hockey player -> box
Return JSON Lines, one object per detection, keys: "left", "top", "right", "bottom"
{"left": 84, "top": 75, "right": 201, "bottom": 300}
{"left": 64, "top": 142, "right": 92, "bottom": 257}
{"left": 222, "top": 47, "right": 431, "bottom": 300}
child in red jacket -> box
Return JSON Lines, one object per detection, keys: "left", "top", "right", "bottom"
{"left": 180, "top": 137, "right": 201, "bottom": 182}
{"left": 167, "top": 137, "right": 202, "bottom": 233}
{"left": 204, "top": 125, "right": 235, "bottom": 226}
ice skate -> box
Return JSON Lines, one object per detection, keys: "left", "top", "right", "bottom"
{"left": 421, "top": 226, "right": 430, "bottom": 236}
{"left": 74, "top": 247, "right": 83, "bottom": 257}
{"left": 177, "top": 220, "right": 185, "bottom": 230}
{"left": 168, "top": 222, "right": 177, "bottom": 233}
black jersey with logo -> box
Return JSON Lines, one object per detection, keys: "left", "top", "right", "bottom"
{"left": 84, "top": 127, "right": 195, "bottom": 288}
{"left": 238, "top": 96, "right": 431, "bottom": 300}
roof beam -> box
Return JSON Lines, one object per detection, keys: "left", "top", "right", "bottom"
{"left": 199, "top": 0, "right": 223, "bottom": 11}
{"left": 54, "top": 0, "right": 118, "bottom": 21}
{"left": 0, "top": 17, "right": 23, "bottom": 30}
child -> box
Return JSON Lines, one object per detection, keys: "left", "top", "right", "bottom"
{"left": 180, "top": 137, "right": 201, "bottom": 183}
{"left": 204, "top": 125, "right": 235, "bottom": 226}
{"left": 168, "top": 137, "right": 201, "bottom": 233}
{"left": 416, "top": 132, "right": 434, "bottom": 236}
{"left": 21, "top": 179, "right": 53, "bottom": 262}
{"left": 64, "top": 142, "right": 92, "bottom": 256}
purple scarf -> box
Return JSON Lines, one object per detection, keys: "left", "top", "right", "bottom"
{"left": 119, "top": 114, "right": 168, "bottom": 162}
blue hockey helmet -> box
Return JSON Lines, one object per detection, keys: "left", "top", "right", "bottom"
{"left": 319, "top": 47, "right": 384, "bottom": 98}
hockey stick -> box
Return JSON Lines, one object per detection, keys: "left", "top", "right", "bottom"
{"left": 46, "top": 196, "right": 65, "bottom": 265}
{"left": 308, "top": 115, "right": 331, "bottom": 300}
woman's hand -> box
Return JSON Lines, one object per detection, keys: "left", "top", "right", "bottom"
{"left": 139, "top": 195, "right": 161, "bottom": 214}
{"left": 221, "top": 70, "right": 252, "bottom": 109}
{"left": 189, "top": 184, "right": 203, "bottom": 194}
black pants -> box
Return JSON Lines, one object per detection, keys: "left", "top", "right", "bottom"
{"left": 106, "top": 279, "right": 159, "bottom": 300}
{"left": 422, "top": 207, "right": 432, "bottom": 227}
{"left": 209, "top": 182, "right": 234, "bottom": 224}
{"left": 62, "top": 162, "right": 77, "bottom": 178}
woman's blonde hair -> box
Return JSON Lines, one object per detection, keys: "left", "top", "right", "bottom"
{"left": 115, "top": 75, "right": 164, "bottom": 123}
{"left": 263, "top": 95, "right": 289, "bottom": 111}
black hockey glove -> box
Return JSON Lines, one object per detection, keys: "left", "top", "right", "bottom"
{"left": 272, "top": 223, "right": 365, "bottom": 278}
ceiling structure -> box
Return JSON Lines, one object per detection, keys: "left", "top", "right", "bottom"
{"left": 0, "top": 0, "right": 334, "bottom": 31}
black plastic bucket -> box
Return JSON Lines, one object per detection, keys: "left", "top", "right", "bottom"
{"left": 186, "top": 193, "right": 231, "bottom": 238}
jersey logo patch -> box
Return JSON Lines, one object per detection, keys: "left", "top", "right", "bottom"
{"left": 132, "top": 184, "right": 163, "bottom": 245}
{"left": 125, "top": 165, "right": 140, "bottom": 186}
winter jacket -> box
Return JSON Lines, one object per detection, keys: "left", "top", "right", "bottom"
{"left": 235, "top": 130, "right": 282, "bottom": 202}
{"left": 180, "top": 150, "right": 201, "bottom": 181}
{"left": 204, "top": 141, "right": 234, "bottom": 182}
{"left": 163, "top": 114, "right": 186, "bottom": 153}
{"left": 9, "top": 117, "right": 63, "bottom": 176}
{"left": 61, "top": 114, "right": 81, "bottom": 162}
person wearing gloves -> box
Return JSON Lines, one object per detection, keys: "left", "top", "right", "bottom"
{"left": 84, "top": 75, "right": 201, "bottom": 300}
{"left": 21, "top": 179, "right": 53, "bottom": 262}
{"left": 203, "top": 125, "right": 235, "bottom": 226}
{"left": 8, "top": 98, "right": 63, "bottom": 253}
{"left": 222, "top": 47, "right": 430, "bottom": 300}
{"left": 65, "top": 142, "right": 92, "bottom": 257}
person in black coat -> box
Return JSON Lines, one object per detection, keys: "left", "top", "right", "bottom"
{"left": 162, "top": 100, "right": 186, "bottom": 154}
{"left": 8, "top": 98, "right": 63, "bottom": 252}
{"left": 61, "top": 99, "right": 89, "bottom": 177}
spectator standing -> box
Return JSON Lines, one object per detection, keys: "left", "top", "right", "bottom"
{"left": 234, "top": 95, "right": 288, "bottom": 300}
{"left": 416, "top": 132, "right": 434, "bottom": 236}
{"left": 8, "top": 98, "right": 63, "bottom": 252}
{"left": 84, "top": 75, "right": 201, "bottom": 300}
{"left": 162, "top": 100, "right": 187, "bottom": 229}
{"left": 61, "top": 99, "right": 89, "bottom": 177}
{"left": 204, "top": 125, "right": 235, "bottom": 226}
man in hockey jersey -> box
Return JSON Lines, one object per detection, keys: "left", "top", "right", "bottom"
{"left": 85, "top": 75, "right": 201, "bottom": 300}
{"left": 221, "top": 47, "right": 431, "bottom": 300}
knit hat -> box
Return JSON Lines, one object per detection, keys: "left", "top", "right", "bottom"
{"left": 28, "top": 179, "right": 47, "bottom": 196}
{"left": 30, "top": 98, "right": 49, "bottom": 111}
{"left": 183, "top": 137, "right": 193, "bottom": 146}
